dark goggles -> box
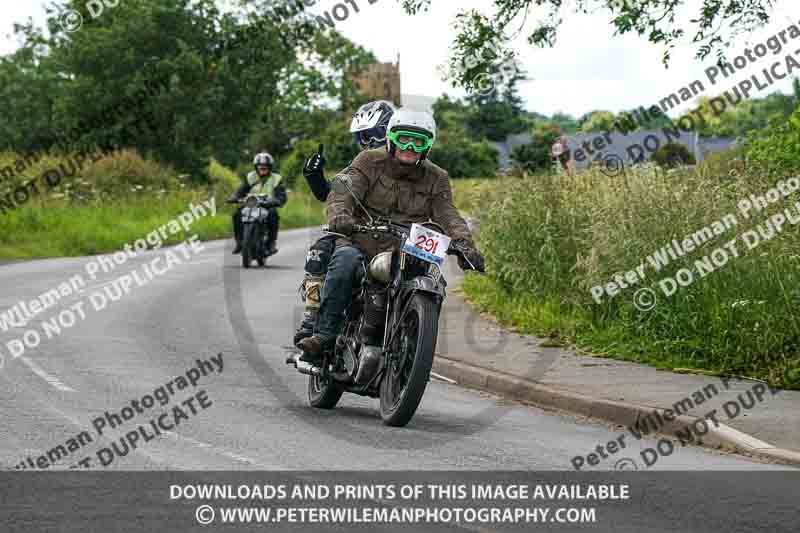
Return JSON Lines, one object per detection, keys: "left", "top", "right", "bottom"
{"left": 355, "top": 130, "right": 386, "bottom": 148}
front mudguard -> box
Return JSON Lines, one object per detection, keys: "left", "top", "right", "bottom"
{"left": 401, "top": 276, "right": 447, "bottom": 301}
{"left": 384, "top": 275, "right": 445, "bottom": 349}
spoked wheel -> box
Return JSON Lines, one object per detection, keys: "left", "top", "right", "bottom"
{"left": 308, "top": 370, "right": 344, "bottom": 409}
{"left": 380, "top": 293, "right": 439, "bottom": 427}
{"left": 242, "top": 224, "right": 254, "bottom": 269}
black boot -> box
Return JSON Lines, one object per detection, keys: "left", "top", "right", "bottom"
{"left": 293, "top": 310, "right": 318, "bottom": 346}
{"left": 298, "top": 335, "right": 333, "bottom": 365}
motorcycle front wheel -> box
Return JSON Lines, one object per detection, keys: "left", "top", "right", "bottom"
{"left": 379, "top": 293, "right": 439, "bottom": 427}
{"left": 242, "top": 224, "right": 255, "bottom": 268}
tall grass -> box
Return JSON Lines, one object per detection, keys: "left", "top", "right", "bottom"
{"left": 463, "top": 161, "right": 800, "bottom": 388}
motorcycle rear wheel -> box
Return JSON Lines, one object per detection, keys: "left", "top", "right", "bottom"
{"left": 308, "top": 372, "right": 344, "bottom": 409}
{"left": 379, "top": 293, "right": 439, "bottom": 427}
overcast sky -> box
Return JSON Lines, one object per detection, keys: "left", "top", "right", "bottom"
{"left": 2, "top": 0, "right": 800, "bottom": 117}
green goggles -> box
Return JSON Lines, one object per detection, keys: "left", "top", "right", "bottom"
{"left": 388, "top": 130, "right": 434, "bottom": 153}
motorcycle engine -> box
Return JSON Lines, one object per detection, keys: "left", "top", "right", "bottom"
{"left": 342, "top": 338, "right": 359, "bottom": 378}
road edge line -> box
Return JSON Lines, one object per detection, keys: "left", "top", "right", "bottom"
{"left": 432, "top": 355, "right": 800, "bottom": 467}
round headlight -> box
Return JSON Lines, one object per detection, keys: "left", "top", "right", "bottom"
{"left": 245, "top": 196, "right": 258, "bottom": 208}
{"left": 368, "top": 252, "right": 393, "bottom": 284}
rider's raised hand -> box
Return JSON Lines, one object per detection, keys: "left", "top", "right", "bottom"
{"left": 304, "top": 144, "right": 326, "bottom": 176}
{"left": 303, "top": 144, "right": 329, "bottom": 202}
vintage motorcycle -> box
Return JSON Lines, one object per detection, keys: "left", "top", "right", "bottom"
{"left": 286, "top": 179, "right": 480, "bottom": 427}
{"left": 239, "top": 194, "right": 279, "bottom": 268}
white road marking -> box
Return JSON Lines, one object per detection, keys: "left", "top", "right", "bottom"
{"left": 20, "top": 356, "right": 75, "bottom": 392}
{"left": 163, "top": 432, "right": 273, "bottom": 468}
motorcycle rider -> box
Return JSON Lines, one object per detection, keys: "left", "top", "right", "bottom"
{"left": 293, "top": 100, "right": 396, "bottom": 345}
{"left": 228, "top": 152, "right": 287, "bottom": 255}
{"left": 298, "top": 108, "right": 486, "bottom": 363}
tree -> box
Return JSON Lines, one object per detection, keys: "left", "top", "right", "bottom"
{"left": 689, "top": 91, "right": 798, "bottom": 138}
{"left": 400, "top": 0, "right": 778, "bottom": 93}
{"left": 429, "top": 128, "right": 499, "bottom": 179}
{"left": 579, "top": 111, "right": 616, "bottom": 133}
{"left": 510, "top": 123, "right": 561, "bottom": 173}
{"left": 430, "top": 96, "right": 500, "bottom": 178}
{"left": 794, "top": 77, "right": 800, "bottom": 106}
{"left": 0, "top": 39, "right": 64, "bottom": 152}
{"left": 550, "top": 112, "right": 579, "bottom": 134}
{"left": 3, "top": 0, "right": 374, "bottom": 180}
{"left": 652, "top": 143, "right": 696, "bottom": 168}
{"left": 746, "top": 107, "right": 800, "bottom": 175}
{"left": 465, "top": 65, "right": 528, "bottom": 141}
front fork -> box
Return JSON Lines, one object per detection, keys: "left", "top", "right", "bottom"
{"left": 382, "top": 282, "right": 444, "bottom": 368}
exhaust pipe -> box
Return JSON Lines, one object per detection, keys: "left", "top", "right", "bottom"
{"left": 286, "top": 353, "right": 322, "bottom": 376}
{"left": 296, "top": 360, "right": 322, "bottom": 376}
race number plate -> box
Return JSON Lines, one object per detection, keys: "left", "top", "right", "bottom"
{"left": 401, "top": 224, "right": 451, "bottom": 265}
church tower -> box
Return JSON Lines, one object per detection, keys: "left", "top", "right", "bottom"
{"left": 350, "top": 54, "right": 402, "bottom": 107}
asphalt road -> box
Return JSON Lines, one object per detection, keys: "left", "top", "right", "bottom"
{"left": 0, "top": 227, "right": 787, "bottom": 472}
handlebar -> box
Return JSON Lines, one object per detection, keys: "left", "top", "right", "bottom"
{"left": 322, "top": 222, "right": 485, "bottom": 273}
{"left": 352, "top": 223, "right": 406, "bottom": 237}
{"left": 227, "top": 195, "right": 278, "bottom": 208}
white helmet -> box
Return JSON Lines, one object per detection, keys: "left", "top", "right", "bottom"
{"left": 350, "top": 100, "right": 396, "bottom": 149}
{"left": 253, "top": 152, "right": 274, "bottom": 169}
{"left": 386, "top": 108, "right": 437, "bottom": 163}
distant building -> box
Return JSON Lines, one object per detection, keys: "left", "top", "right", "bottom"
{"left": 350, "top": 55, "right": 402, "bottom": 107}
{"left": 490, "top": 133, "right": 535, "bottom": 171}
{"left": 564, "top": 130, "right": 736, "bottom": 171}
{"left": 491, "top": 130, "right": 736, "bottom": 171}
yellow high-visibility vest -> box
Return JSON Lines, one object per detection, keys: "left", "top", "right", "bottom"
{"left": 246, "top": 171, "right": 282, "bottom": 196}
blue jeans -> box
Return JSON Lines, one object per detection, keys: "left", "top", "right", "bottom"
{"left": 315, "top": 246, "right": 365, "bottom": 341}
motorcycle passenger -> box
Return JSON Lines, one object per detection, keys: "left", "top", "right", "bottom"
{"left": 297, "top": 108, "right": 486, "bottom": 364}
{"left": 293, "top": 100, "right": 396, "bottom": 345}
{"left": 229, "top": 152, "right": 287, "bottom": 256}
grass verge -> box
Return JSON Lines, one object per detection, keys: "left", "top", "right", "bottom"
{"left": 0, "top": 189, "right": 324, "bottom": 259}
{"left": 458, "top": 164, "right": 800, "bottom": 389}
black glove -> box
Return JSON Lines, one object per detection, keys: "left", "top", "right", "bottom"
{"left": 225, "top": 195, "right": 239, "bottom": 205}
{"left": 262, "top": 198, "right": 280, "bottom": 209}
{"left": 452, "top": 239, "right": 486, "bottom": 272}
{"left": 303, "top": 145, "right": 326, "bottom": 176}
{"left": 303, "top": 144, "right": 329, "bottom": 202}
{"left": 329, "top": 215, "right": 354, "bottom": 236}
